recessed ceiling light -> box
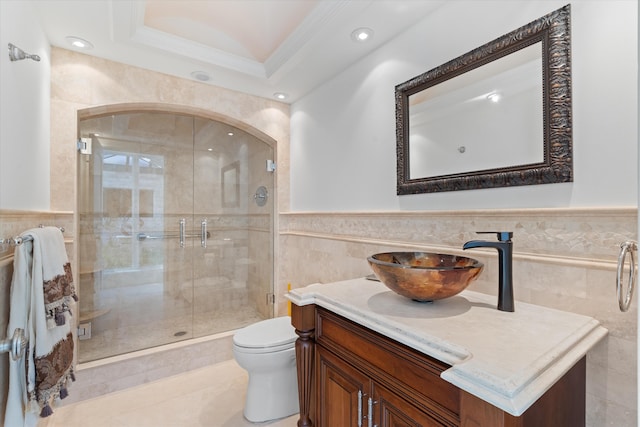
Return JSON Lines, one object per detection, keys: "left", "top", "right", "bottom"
{"left": 274, "top": 92, "right": 288, "bottom": 100}
{"left": 351, "top": 28, "right": 374, "bottom": 43}
{"left": 191, "top": 71, "right": 211, "bottom": 82}
{"left": 207, "top": 148, "right": 213, "bottom": 152}
{"left": 227, "top": 132, "right": 234, "bottom": 136}
{"left": 65, "top": 36, "right": 93, "bottom": 50}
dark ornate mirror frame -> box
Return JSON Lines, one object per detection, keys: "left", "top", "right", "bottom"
{"left": 396, "top": 4, "right": 572, "bottom": 195}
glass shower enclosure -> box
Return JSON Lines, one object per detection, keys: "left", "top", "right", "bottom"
{"left": 77, "top": 111, "right": 274, "bottom": 362}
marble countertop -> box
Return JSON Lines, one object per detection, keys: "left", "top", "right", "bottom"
{"left": 286, "top": 277, "right": 607, "bottom": 417}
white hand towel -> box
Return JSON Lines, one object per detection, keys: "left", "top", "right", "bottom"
{"left": 5, "top": 227, "right": 77, "bottom": 426}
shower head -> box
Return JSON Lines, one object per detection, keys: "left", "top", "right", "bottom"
{"left": 8, "top": 43, "right": 40, "bottom": 62}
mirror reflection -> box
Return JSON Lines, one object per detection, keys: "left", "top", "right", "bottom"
{"left": 409, "top": 43, "right": 543, "bottom": 179}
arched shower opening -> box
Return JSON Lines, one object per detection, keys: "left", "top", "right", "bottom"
{"left": 76, "top": 104, "right": 276, "bottom": 362}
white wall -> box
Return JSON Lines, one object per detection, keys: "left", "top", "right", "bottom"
{"left": 0, "top": 0, "right": 51, "bottom": 210}
{"left": 290, "top": 0, "right": 638, "bottom": 211}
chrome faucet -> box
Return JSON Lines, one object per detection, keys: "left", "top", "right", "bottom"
{"left": 463, "top": 232, "right": 514, "bottom": 312}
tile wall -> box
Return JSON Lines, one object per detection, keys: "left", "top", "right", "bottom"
{"left": 49, "top": 47, "right": 290, "bottom": 214}
{"left": 5, "top": 207, "right": 635, "bottom": 425}
{"left": 278, "top": 207, "right": 637, "bottom": 427}
{"left": 51, "top": 47, "right": 286, "bottom": 347}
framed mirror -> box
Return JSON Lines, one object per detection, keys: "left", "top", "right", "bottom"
{"left": 396, "top": 5, "right": 572, "bottom": 194}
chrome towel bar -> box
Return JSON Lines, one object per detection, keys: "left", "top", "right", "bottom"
{"left": 0, "top": 225, "right": 65, "bottom": 252}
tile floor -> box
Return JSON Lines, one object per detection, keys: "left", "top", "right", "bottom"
{"left": 40, "top": 359, "right": 299, "bottom": 427}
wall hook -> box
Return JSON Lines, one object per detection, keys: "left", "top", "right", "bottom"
{"left": 8, "top": 43, "right": 40, "bottom": 62}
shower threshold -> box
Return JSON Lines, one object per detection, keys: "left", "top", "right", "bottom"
{"left": 69, "top": 329, "right": 239, "bottom": 404}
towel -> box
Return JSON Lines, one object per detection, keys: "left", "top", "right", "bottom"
{"left": 5, "top": 227, "right": 77, "bottom": 426}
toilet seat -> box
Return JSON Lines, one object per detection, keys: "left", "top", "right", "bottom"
{"left": 233, "top": 316, "right": 297, "bottom": 354}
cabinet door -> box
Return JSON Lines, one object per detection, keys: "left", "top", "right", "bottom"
{"left": 317, "top": 346, "right": 370, "bottom": 427}
{"left": 373, "top": 382, "right": 453, "bottom": 427}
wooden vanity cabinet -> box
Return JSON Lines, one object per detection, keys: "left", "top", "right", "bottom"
{"left": 316, "top": 347, "right": 367, "bottom": 426}
{"left": 318, "top": 347, "right": 450, "bottom": 427}
{"left": 315, "top": 307, "right": 458, "bottom": 427}
{"left": 292, "top": 303, "right": 586, "bottom": 427}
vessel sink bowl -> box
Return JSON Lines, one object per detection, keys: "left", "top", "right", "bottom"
{"left": 367, "top": 252, "right": 484, "bottom": 302}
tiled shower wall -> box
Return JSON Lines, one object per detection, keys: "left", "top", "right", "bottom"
{"left": 49, "top": 47, "right": 290, "bottom": 214}
{"left": 277, "top": 207, "right": 637, "bottom": 427}
{"left": 51, "top": 46, "right": 285, "bottom": 341}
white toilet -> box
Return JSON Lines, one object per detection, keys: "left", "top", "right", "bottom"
{"left": 233, "top": 316, "right": 299, "bottom": 423}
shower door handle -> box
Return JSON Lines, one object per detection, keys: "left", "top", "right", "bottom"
{"left": 179, "top": 218, "right": 186, "bottom": 248}
{"left": 201, "top": 219, "right": 207, "bottom": 248}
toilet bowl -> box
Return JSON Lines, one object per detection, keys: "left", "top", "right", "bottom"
{"left": 233, "top": 316, "right": 299, "bottom": 423}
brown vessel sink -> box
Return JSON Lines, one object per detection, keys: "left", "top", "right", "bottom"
{"left": 367, "top": 252, "right": 484, "bottom": 302}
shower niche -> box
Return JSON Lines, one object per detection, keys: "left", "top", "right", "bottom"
{"left": 77, "top": 109, "right": 275, "bottom": 362}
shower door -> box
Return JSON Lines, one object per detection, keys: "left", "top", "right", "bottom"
{"left": 77, "top": 111, "right": 274, "bottom": 363}
{"left": 190, "top": 117, "right": 275, "bottom": 337}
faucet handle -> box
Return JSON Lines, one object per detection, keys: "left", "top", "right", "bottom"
{"left": 476, "top": 231, "right": 513, "bottom": 242}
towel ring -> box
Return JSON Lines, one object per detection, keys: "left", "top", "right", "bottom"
{"left": 616, "top": 241, "right": 637, "bottom": 312}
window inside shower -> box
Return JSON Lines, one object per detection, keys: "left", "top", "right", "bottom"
{"left": 77, "top": 111, "right": 275, "bottom": 363}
